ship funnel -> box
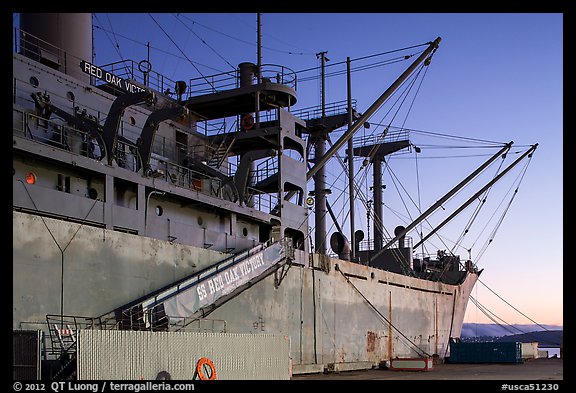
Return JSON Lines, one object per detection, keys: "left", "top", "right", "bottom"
{"left": 330, "top": 232, "right": 350, "bottom": 261}
{"left": 19, "top": 13, "right": 92, "bottom": 83}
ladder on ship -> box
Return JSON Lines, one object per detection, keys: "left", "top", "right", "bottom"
{"left": 105, "top": 238, "right": 293, "bottom": 332}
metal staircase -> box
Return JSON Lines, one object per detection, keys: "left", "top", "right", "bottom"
{"left": 107, "top": 237, "right": 292, "bottom": 332}
{"left": 207, "top": 134, "right": 236, "bottom": 169}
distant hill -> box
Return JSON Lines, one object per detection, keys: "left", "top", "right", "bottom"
{"left": 495, "top": 330, "right": 562, "bottom": 347}
{"left": 461, "top": 323, "right": 562, "bottom": 339}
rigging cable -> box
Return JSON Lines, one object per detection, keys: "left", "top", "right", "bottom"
{"left": 92, "top": 22, "right": 226, "bottom": 74}
{"left": 450, "top": 156, "right": 506, "bottom": 255}
{"left": 92, "top": 14, "right": 131, "bottom": 77}
{"left": 294, "top": 43, "right": 430, "bottom": 75}
{"left": 147, "top": 13, "right": 217, "bottom": 91}
{"left": 325, "top": 138, "right": 416, "bottom": 276}
{"left": 188, "top": 13, "right": 316, "bottom": 56}
{"left": 335, "top": 265, "right": 431, "bottom": 358}
{"left": 468, "top": 294, "right": 559, "bottom": 346}
{"left": 298, "top": 54, "right": 421, "bottom": 83}
{"left": 473, "top": 153, "right": 533, "bottom": 263}
{"left": 172, "top": 14, "right": 236, "bottom": 71}
{"left": 475, "top": 279, "right": 554, "bottom": 332}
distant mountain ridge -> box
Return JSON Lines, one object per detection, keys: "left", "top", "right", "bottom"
{"left": 495, "top": 330, "right": 562, "bottom": 347}
{"left": 461, "top": 323, "right": 562, "bottom": 343}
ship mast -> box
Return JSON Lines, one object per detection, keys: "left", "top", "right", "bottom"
{"left": 305, "top": 37, "right": 441, "bottom": 183}
{"left": 314, "top": 51, "right": 329, "bottom": 254}
{"left": 346, "top": 56, "right": 355, "bottom": 260}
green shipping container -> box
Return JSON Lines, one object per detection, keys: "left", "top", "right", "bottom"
{"left": 448, "top": 338, "right": 523, "bottom": 363}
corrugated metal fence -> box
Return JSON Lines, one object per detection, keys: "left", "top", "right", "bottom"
{"left": 77, "top": 330, "right": 291, "bottom": 380}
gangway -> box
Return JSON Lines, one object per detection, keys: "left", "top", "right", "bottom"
{"left": 108, "top": 238, "right": 292, "bottom": 331}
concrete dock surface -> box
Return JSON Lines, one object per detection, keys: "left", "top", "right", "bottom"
{"left": 292, "top": 357, "right": 563, "bottom": 380}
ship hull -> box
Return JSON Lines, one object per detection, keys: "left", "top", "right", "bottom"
{"left": 13, "top": 211, "right": 477, "bottom": 369}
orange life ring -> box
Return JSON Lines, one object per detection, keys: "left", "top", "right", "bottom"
{"left": 196, "top": 357, "right": 217, "bottom": 380}
{"left": 241, "top": 113, "right": 254, "bottom": 130}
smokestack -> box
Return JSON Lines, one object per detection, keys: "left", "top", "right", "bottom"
{"left": 19, "top": 13, "right": 92, "bottom": 83}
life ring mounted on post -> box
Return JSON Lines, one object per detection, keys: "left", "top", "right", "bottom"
{"left": 241, "top": 113, "right": 255, "bottom": 130}
{"left": 195, "top": 357, "right": 217, "bottom": 380}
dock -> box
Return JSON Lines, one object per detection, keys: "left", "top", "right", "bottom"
{"left": 292, "top": 357, "right": 563, "bottom": 380}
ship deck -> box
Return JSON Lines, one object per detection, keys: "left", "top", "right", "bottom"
{"left": 291, "top": 357, "right": 563, "bottom": 381}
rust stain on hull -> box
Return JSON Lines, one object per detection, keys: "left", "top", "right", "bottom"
{"left": 367, "top": 331, "right": 377, "bottom": 352}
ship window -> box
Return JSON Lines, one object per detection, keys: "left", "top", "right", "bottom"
{"left": 155, "top": 206, "right": 163, "bottom": 216}
{"left": 67, "top": 91, "right": 75, "bottom": 101}
{"left": 242, "top": 227, "right": 248, "bottom": 237}
{"left": 25, "top": 172, "right": 37, "bottom": 185}
{"left": 29, "top": 76, "right": 39, "bottom": 87}
{"left": 197, "top": 216, "right": 203, "bottom": 226}
{"left": 129, "top": 116, "right": 136, "bottom": 126}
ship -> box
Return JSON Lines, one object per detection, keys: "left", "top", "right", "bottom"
{"left": 12, "top": 13, "right": 538, "bottom": 380}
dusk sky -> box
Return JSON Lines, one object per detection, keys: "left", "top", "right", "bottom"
{"left": 15, "top": 13, "right": 563, "bottom": 328}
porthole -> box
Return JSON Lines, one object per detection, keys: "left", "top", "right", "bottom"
{"left": 155, "top": 205, "right": 163, "bottom": 216}
{"left": 29, "top": 76, "right": 39, "bottom": 87}
{"left": 25, "top": 172, "right": 37, "bottom": 184}
{"left": 88, "top": 188, "right": 98, "bottom": 200}
{"left": 66, "top": 91, "right": 75, "bottom": 101}
{"left": 242, "top": 227, "right": 248, "bottom": 236}
{"left": 197, "top": 216, "right": 203, "bottom": 226}
{"left": 129, "top": 116, "right": 136, "bottom": 126}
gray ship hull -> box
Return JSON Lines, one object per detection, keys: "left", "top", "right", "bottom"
{"left": 14, "top": 211, "right": 477, "bottom": 369}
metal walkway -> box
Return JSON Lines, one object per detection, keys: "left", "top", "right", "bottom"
{"left": 109, "top": 238, "right": 292, "bottom": 331}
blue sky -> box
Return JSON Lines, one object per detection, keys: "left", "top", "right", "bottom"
{"left": 16, "top": 13, "right": 563, "bottom": 327}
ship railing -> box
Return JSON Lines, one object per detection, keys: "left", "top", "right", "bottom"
{"left": 188, "top": 70, "right": 237, "bottom": 96}
{"left": 13, "top": 26, "right": 85, "bottom": 82}
{"left": 358, "top": 236, "right": 413, "bottom": 252}
{"left": 149, "top": 154, "right": 276, "bottom": 216}
{"left": 165, "top": 317, "right": 227, "bottom": 333}
{"left": 41, "top": 315, "right": 116, "bottom": 358}
{"left": 14, "top": 109, "right": 108, "bottom": 159}
{"left": 149, "top": 144, "right": 285, "bottom": 215}
{"left": 198, "top": 117, "right": 232, "bottom": 137}
{"left": 351, "top": 127, "right": 411, "bottom": 149}
{"left": 254, "top": 156, "right": 279, "bottom": 184}
{"left": 245, "top": 186, "right": 279, "bottom": 214}
{"left": 14, "top": 107, "right": 273, "bottom": 214}
{"left": 95, "top": 59, "right": 179, "bottom": 97}
{"left": 413, "top": 251, "right": 466, "bottom": 272}
{"left": 150, "top": 157, "right": 224, "bottom": 192}
{"left": 187, "top": 63, "right": 297, "bottom": 97}
{"left": 18, "top": 320, "right": 61, "bottom": 360}
{"left": 183, "top": 143, "right": 238, "bottom": 175}
{"left": 152, "top": 135, "right": 234, "bottom": 174}
{"left": 14, "top": 108, "right": 147, "bottom": 173}
{"left": 292, "top": 99, "right": 357, "bottom": 122}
